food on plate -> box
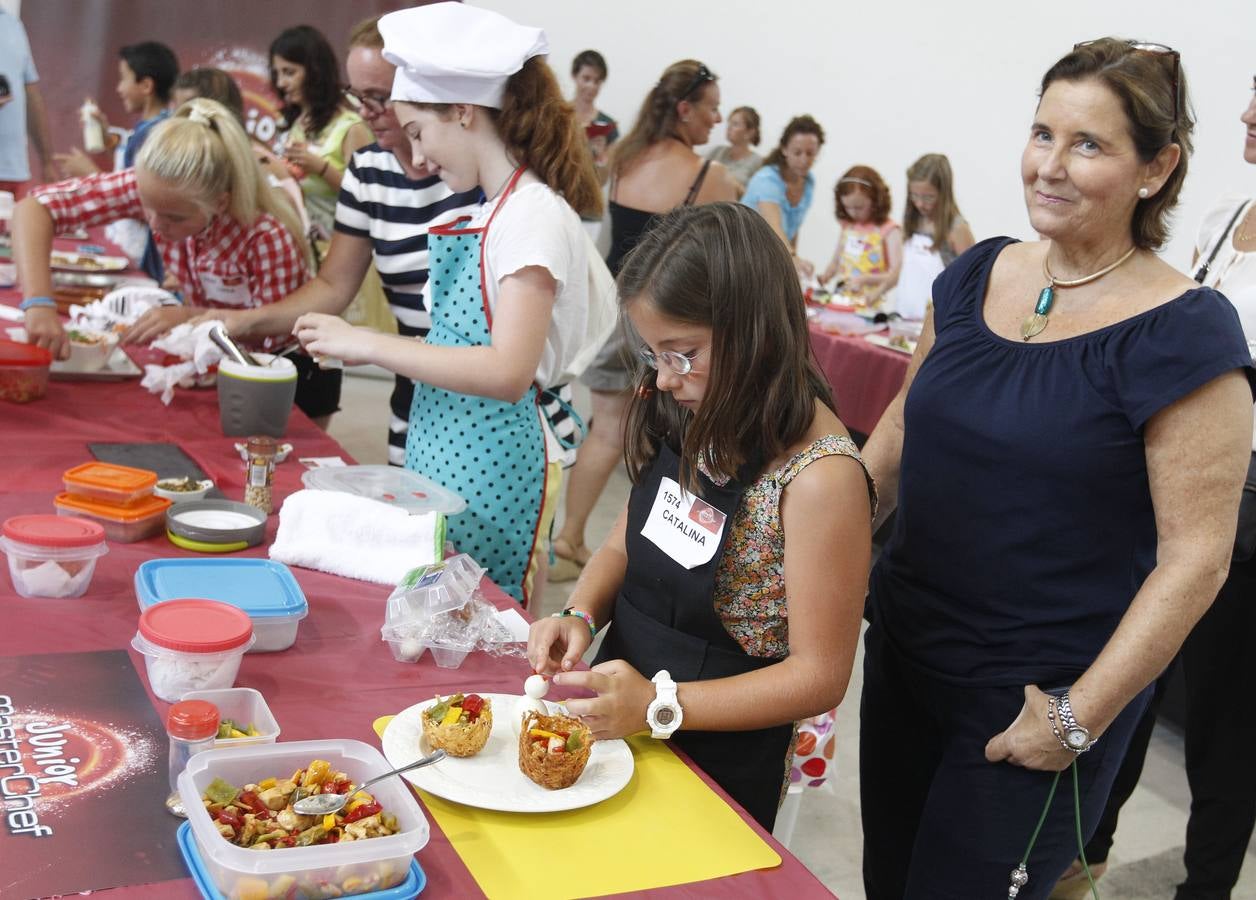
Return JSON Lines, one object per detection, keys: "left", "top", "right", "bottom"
{"left": 518, "top": 711, "right": 593, "bottom": 789}
{"left": 157, "top": 476, "right": 205, "bottom": 493}
{"left": 216, "top": 718, "right": 261, "bottom": 739}
{"left": 66, "top": 329, "right": 109, "bottom": 345}
{"left": 421, "top": 693, "right": 491, "bottom": 757}
{"left": 199, "top": 759, "right": 399, "bottom": 850}
{"left": 887, "top": 334, "right": 917, "bottom": 353}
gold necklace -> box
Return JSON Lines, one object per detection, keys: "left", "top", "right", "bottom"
{"left": 1237, "top": 204, "right": 1256, "bottom": 243}
{"left": 1020, "top": 245, "right": 1138, "bottom": 341}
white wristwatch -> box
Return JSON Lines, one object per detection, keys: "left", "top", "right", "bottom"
{"left": 646, "top": 670, "right": 683, "bottom": 739}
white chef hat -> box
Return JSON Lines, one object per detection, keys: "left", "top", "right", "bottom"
{"left": 380, "top": 3, "right": 549, "bottom": 110}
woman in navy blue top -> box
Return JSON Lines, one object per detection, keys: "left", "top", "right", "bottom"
{"left": 858, "top": 39, "right": 1255, "bottom": 899}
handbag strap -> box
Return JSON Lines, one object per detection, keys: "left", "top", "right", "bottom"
{"left": 1194, "top": 201, "right": 1250, "bottom": 284}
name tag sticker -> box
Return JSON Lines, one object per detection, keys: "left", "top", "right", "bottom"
{"left": 640, "top": 477, "right": 725, "bottom": 569}
{"left": 199, "top": 270, "right": 253, "bottom": 307}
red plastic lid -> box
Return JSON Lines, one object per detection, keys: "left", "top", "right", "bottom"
{"left": 3, "top": 514, "right": 105, "bottom": 548}
{"left": 139, "top": 599, "right": 253, "bottom": 654}
{"left": 0, "top": 339, "right": 52, "bottom": 367}
{"left": 167, "top": 699, "right": 220, "bottom": 740}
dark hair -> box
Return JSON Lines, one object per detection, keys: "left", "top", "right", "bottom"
{"left": 611, "top": 59, "right": 716, "bottom": 178}
{"left": 619, "top": 202, "right": 835, "bottom": 494}
{"left": 729, "top": 106, "right": 761, "bottom": 146}
{"left": 763, "top": 115, "right": 825, "bottom": 171}
{"left": 571, "top": 50, "right": 608, "bottom": 81}
{"left": 835, "top": 165, "right": 892, "bottom": 225}
{"left": 408, "top": 58, "right": 602, "bottom": 218}
{"left": 173, "top": 68, "right": 244, "bottom": 123}
{"left": 269, "top": 25, "right": 344, "bottom": 139}
{"left": 119, "top": 42, "right": 179, "bottom": 104}
{"left": 1039, "top": 38, "right": 1192, "bottom": 250}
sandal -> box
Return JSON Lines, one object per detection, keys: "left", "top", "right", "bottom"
{"left": 550, "top": 537, "right": 590, "bottom": 583}
{"left": 1048, "top": 860, "right": 1107, "bottom": 900}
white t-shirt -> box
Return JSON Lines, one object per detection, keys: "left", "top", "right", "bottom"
{"left": 463, "top": 177, "right": 590, "bottom": 388}
{"left": 1195, "top": 194, "right": 1256, "bottom": 449}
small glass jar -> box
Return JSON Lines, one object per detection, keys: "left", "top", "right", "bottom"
{"left": 166, "top": 699, "right": 219, "bottom": 817}
{"left": 243, "top": 436, "right": 277, "bottom": 514}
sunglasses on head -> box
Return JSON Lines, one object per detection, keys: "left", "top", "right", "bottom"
{"left": 679, "top": 64, "right": 715, "bottom": 101}
{"left": 1073, "top": 39, "right": 1180, "bottom": 126}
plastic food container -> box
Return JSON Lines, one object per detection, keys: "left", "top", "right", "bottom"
{"left": 302, "top": 465, "right": 466, "bottom": 515}
{"left": 177, "top": 739, "right": 430, "bottom": 900}
{"left": 62, "top": 461, "right": 158, "bottom": 505}
{"left": 426, "top": 636, "right": 475, "bottom": 669}
{"left": 131, "top": 598, "right": 255, "bottom": 702}
{"left": 380, "top": 555, "right": 484, "bottom": 663}
{"left": 62, "top": 328, "right": 119, "bottom": 373}
{"left": 0, "top": 339, "right": 52, "bottom": 404}
{"left": 135, "top": 558, "right": 308, "bottom": 653}
{"left": 165, "top": 501, "right": 267, "bottom": 553}
{"left": 55, "top": 491, "right": 170, "bottom": 542}
{"left": 1, "top": 514, "right": 108, "bottom": 598}
{"left": 181, "top": 688, "right": 280, "bottom": 748}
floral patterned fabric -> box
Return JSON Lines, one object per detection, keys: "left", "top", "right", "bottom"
{"left": 712, "top": 433, "right": 874, "bottom": 657}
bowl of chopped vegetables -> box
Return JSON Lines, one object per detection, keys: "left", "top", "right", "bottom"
{"left": 61, "top": 328, "right": 118, "bottom": 373}
{"left": 178, "top": 739, "right": 429, "bottom": 900}
{"left": 154, "top": 476, "right": 215, "bottom": 504}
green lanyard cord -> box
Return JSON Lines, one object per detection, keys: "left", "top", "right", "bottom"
{"left": 1008, "top": 761, "right": 1099, "bottom": 899}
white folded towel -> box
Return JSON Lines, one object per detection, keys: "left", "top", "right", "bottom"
{"left": 270, "top": 489, "right": 445, "bottom": 585}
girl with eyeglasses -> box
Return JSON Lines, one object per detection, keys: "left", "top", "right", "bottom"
{"left": 528, "top": 202, "right": 875, "bottom": 831}
{"left": 268, "top": 25, "right": 373, "bottom": 238}
{"left": 895, "top": 153, "right": 975, "bottom": 320}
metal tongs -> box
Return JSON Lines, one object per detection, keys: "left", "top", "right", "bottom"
{"left": 208, "top": 322, "right": 260, "bottom": 367}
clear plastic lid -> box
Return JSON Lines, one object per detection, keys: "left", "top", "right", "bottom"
{"left": 301, "top": 465, "right": 466, "bottom": 515}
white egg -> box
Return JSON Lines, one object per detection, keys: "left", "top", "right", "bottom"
{"left": 524, "top": 674, "right": 549, "bottom": 699}
{"left": 512, "top": 696, "right": 548, "bottom": 733}
{"left": 400, "top": 638, "right": 425, "bottom": 661}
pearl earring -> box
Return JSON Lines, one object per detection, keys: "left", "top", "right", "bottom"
{"left": 1138, "top": 187, "right": 1149, "bottom": 199}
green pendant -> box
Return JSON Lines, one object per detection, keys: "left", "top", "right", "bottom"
{"left": 1021, "top": 286, "right": 1054, "bottom": 341}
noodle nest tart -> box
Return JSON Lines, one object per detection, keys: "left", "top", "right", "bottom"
{"left": 518, "top": 711, "right": 593, "bottom": 789}
{"left": 421, "top": 693, "right": 492, "bottom": 757}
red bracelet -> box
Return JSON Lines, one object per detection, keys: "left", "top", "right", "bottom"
{"left": 554, "top": 608, "right": 596, "bottom": 637}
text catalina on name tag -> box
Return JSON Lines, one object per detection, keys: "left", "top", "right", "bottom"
{"left": 640, "top": 477, "right": 726, "bottom": 569}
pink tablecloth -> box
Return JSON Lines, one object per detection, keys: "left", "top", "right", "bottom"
{"left": 0, "top": 360, "right": 833, "bottom": 898}
{"left": 808, "top": 327, "right": 910, "bottom": 435}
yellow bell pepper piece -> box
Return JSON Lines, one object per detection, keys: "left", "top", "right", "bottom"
{"left": 323, "top": 814, "right": 337, "bottom": 831}
{"left": 346, "top": 793, "right": 374, "bottom": 812}
{"left": 257, "top": 777, "right": 277, "bottom": 790}
{"left": 440, "top": 705, "right": 463, "bottom": 726}
{"left": 229, "top": 728, "right": 249, "bottom": 739}
{"left": 529, "top": 729, "right": 562, "bottom": 741}
{"left": 231, "top": 876, "right": 268, "bottom": 900}
{"left": 302, "top": 759, "right": 332, "bottom": 786}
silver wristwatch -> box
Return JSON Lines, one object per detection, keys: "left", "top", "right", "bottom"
{"left": 1055, "top": 692, "right": 1095, "bottom": 754}
{"left": 646, "top": 670, "right": 683, "bottom": 739}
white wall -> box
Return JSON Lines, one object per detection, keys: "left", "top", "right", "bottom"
{"left": 481, "top": 0, "right": 1255, "bottom": 271}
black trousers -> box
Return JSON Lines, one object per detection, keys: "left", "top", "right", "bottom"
{"left": 1085, "top": 553, "right": 1256, "bottom": 899}
{"left": 860, "top": 622, "right": 1151, "bottom": 900}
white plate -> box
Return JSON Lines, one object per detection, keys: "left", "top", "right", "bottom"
{"left": 380, "top": 693, "right": 634, "bottom": 813}
{"left": 49, "top": 251, "right": 129, "bottom": 273}
{"left": 50, "top": 346, "right": 142, "bottom": 380}
{"left": 864, "top": 332, "right": 916, "bottom": 355}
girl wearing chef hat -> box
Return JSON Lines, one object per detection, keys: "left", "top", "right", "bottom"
{"left": 294, "top": 2, "right": 603, "bottom": 606}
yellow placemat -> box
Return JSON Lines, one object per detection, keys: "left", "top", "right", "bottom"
{"left": 373, "top": 715, "right": 781, "bottom": 899}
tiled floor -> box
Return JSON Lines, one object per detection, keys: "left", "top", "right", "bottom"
{"left": 331, "top": 370, "right": 1256, "bottom": 899}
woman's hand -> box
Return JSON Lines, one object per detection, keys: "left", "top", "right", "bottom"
{"left": 984, "top": 685, "right": 1078, "bottom": 772}
{"left": 554, "top": 660, "right": 654, "bottom": 740}
{"left": 284, "top": 141, "right": 324, "bottom": 178}
{"left": 292, "top": 312, "right": 368, "bottom": 365}
{"left": 24, "top": 306, "right": 69, "bottom": 359}
{"left": 122, "top": 305, "right": 197, "bottom": 346}
{"left": 527, "top": 615, "right": 593, "bottom": 676}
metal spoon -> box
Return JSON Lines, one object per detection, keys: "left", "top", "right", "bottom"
{"left": 291, "top": 750, "right": 447, "bottom": 816}
{"left": 208, "top": 322, "right": 259, "bottom": 367}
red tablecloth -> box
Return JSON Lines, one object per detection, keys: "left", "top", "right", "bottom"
{"left": 0, "top": 363, "right": 833, "bottom": 897}
{"left": 808, "top": 327, "right": 910, "bottom": 435}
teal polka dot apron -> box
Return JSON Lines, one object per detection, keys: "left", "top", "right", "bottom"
{"left": 405, "top": 168, "right": 548, "bottom": 605}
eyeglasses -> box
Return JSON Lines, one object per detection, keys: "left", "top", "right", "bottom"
{"left": 343, "top": 87, "right": 391, "bottom": 116}
{"left": 678, "top": 64, "right": 715, "bottom": 101}
{"left": 638, "top": 346, "right": 707, "bottom": 376}
{"left": 1073, "top": 39, "right": 1180, "bottom": 126}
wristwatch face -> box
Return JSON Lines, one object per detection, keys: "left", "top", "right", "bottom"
{"left": 1066, "top": 727, "right": 1089, "bottom": 749}
{"left": 653, "top": 706, "right": 677, "bottom": 728}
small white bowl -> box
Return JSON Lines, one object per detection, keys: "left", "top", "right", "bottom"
{"left": 154, "top": 478, "right": 214, "bottom": 503}
{"left": 61, "top": 329, "right": 120, "bottom": 373}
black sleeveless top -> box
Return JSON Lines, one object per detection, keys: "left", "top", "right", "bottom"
{"left": 606, "top": 159, "right": 712, "bottom": 275}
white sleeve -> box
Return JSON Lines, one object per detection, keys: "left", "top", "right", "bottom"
{"left": 485, "top": 186, "right": 574, "bottom": 295}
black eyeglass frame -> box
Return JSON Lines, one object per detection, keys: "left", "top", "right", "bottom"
{"left": 678, "top": 64, "right": 716, "bottom": 101}
{"left": 1073, "top": 39, "right": 1180, "bottom": 128}
{"left": 343, "top": 87, "right": 392, "bottom": 116}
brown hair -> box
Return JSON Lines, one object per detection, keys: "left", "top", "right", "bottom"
{"left": 611, "top": 59, "right": 716, "bottom": 179}
{"left": 571, "top": 49, "right": 607, "bottom": 81}
{"left": 406, "top": 58, "right": 602, "bottom": 218}
{"left": 763, "top": 115, "right": 825, "bottom": 172}
{"left": 902, "top": 153, "right": 962, "bottom": 253}
{"left": 835, "top": 165, "right": 892, "bottom": 225}
{"left": 729, "top": 106, "right": 761, "bottom": 146}
{"left": 1039, "top": 37, "right": 1192, "bottom": 250}
{"left": 348, "top": 16, "right": 383, "bottom": 50}
{"left": 619, "top": 202, "right": 835, "bottom": 494}
{"left": 173, "top": 68, "right": 244, "bottom": 123}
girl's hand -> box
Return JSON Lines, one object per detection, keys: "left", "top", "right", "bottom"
{"left": 984, "top": 685, "right": 1078, "bottom": 772}
{"left": 53, "top": 147, "right": 99, "bottom": 179}
{"left": 819, "top": 265, "right": 837, "bottom": 285}
{"left": 122, "top": 305, "right": 197, "bottom": 345}
{"left": 24, "top": 306, "right": 69, "bottom": 360}
{"left": 527, "top": 615, "right": 592, "bottom": 676}
{"left": 793, "top": 255, "right": 816, "bottom": 279}
{"left": 554, "top": 660, "right": 655, "bottom": 740}
{"left": 190, "top": 308, "right": 256, "bottom": 340}
{"left": 292, "top": 312, "right": 367, "bottom": 365}
{"left": 846, "top": 273, "right": 867, "bottom": 291}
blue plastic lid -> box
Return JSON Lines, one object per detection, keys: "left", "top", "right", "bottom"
{"left": 175, "top": 821, "right": 426, "bottom": 899}
{"left": 135, "top": 559, "right": 308, "bottom": 620}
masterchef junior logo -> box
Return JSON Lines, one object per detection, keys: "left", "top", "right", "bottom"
{"left": 0, "top": 695, "right": 152, "bottom": 838}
